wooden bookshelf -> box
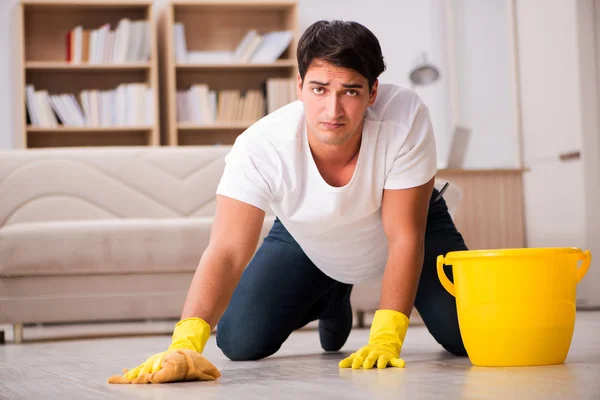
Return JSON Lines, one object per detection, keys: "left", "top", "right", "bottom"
{"left": 158, "top": 0, "right": 299, "bottom": 146}
{"left": 16, "top": 0, "right": 160, "bottom": 148}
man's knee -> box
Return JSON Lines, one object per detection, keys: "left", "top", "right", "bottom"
{"left": 440, "top": 335, "right": 468, "bottom": 357}
{"left": 426, "top": 316, "right": 468, "bottom": 357}
{"left": 216, "top": 317, "right": 281, "bottom": 361}
{"left": 216, "top": 335, "right": 270, "bottom": 361}
{"left": 417, "top": 297, "right": 468, "bottom": 357}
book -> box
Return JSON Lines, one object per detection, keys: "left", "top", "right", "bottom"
{"left": 25, "top": 83, "right": 153, "bottom": 128}
{"left": 66, "top": 19, "right": 150, "bottom": 64}
{"left": 173, "top": 25, "right": 293, "bottom": 64}
{"left": 176, "top": 78, "right": 296, "bottom": 125}
{"left": 249, "top": 31, "right": 293, "bottom": 63}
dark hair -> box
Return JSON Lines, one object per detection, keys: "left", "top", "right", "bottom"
{"left": 296, "top": 20, "right": 386, "bottom": 90}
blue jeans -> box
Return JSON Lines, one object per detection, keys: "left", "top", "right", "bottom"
{"left": 216, "top": 188, "right": 468, "bottom": 360}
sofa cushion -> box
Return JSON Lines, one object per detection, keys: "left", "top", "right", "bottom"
{"left": 0, "top": 217, "right": 275, "bottom": 277}
{"left": 0, "top": 146, "right": 238, "bottom": 228}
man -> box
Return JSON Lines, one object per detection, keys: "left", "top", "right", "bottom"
{"left": 118, "top": 19, "right": 468, "bottom": 382}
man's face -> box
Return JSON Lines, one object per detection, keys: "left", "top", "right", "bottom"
{"left": 297, "top": 59, "right": 378, "bottom": 146}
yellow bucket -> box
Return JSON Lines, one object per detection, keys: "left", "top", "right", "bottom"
{"left": 436, "top": 247, "right": 591, "bottom": 367}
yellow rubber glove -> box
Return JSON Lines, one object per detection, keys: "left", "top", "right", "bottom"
{"left": 339, "top": 309, "right": 409, "bottom": 369}
{"left": 118, "top": 317, "right": 213, "bottom": 382}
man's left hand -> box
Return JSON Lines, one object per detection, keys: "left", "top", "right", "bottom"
{"left": 339, "top": 309, "right": 409, "bottom": 369}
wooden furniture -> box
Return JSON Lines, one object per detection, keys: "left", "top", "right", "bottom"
{"left": 158, "top": 0, "right": 299, "bottom": 146}
{"left": 16, "top": 0, "right": 160, "bottom": 148}
{"left": 437, "top": 168, "right": 526, "bottom": 250}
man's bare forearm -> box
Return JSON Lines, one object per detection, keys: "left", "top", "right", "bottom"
{"left": 180, "top": 246, "right": 246, "bottom": 328}
{"left": 379, "top": 238, "right": 424, "bottom": 317}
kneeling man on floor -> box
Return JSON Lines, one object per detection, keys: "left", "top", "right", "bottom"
{"left": 110, "top": 19, "right": 468, "bottom": 385}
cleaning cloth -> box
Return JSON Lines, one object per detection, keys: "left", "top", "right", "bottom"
{"left": 108, "top": 349, "right": 221, "bottom": 384}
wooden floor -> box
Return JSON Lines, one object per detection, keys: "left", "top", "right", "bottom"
{"left": 1, "top": 311, "right": 599, "bottom": 399}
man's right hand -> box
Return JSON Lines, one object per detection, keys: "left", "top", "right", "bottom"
{"left": 110, "top": 196, "right": 265, "bottom": 384}
{"left": 110, "top": 317, "right": 219, "bottom": 384}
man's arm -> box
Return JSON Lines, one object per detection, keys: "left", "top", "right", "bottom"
{"left": 180, "top": 194, "right": 266, "bottom": 328}
{"left": 379, "top": 177, "right": 435, "bottom": 316}
{"left": 114, "top": 194, "right": 265, "bottom": 383}
{"left": 338, "top": 177, "right": 435, "bottom": 370}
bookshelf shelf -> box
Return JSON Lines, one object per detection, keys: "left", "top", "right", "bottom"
{"left": 16, "top": 0, "right": 160, "bottom": 148}
{"left": 159, "top": 0, "right": 299, "bottom": 146}
{"left": 178, "top": 123, "right": 252, "bottom": 131}
{"left": 172, "top": 0, "right": 297, "bottom": 6}
{"left": 175, "top": 59, "right": 296, "bottom": 70}
{"left": 26, "top": 126, "right": 153, "bottom": 133}
{"left": 21, "top": 0, "right": 153, "bottom": 6}
{"left": 25, "top": 62, "right": 152, "bottom": 70}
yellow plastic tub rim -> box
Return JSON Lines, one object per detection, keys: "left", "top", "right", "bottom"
{"left": 436, "top": 247, "right": 591, "bottom": 367}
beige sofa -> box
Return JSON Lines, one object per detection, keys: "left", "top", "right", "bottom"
{"left": 0, "top": 146, "right": 386, "bottom": 343}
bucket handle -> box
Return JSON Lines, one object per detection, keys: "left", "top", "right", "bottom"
{"left": 577, "top": 250, "right": 592, "bottom": 283}
{"left": 437, "top": 250, "right": 590, "bottom": 292}
{"left": 436, "top": 255, "right": 455, "bottom": 297}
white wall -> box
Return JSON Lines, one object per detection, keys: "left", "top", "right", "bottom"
{"left": 582, "top": 0, "right": 600, "bottom": 308}
{"left": 0, "top": 0, "right": 519, "bottom": 171}
{"left": 452, "top": 0, "right": 519, "bottom": 168}
{"left": 515, "top": 0, "right": 600, "bottom": 306}
{"left": 0, "top": 0, "right": 17, "bottom": 150}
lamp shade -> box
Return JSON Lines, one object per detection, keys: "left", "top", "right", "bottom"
{"left": 409, "top": 63, "right": 440, "bottom": 86}
{"left": 409, "top": 52, "right": 440, "bottom": 86}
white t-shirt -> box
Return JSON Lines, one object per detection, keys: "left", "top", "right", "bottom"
{"left": 216, "top": 83, "right": 437, "bottom": 284}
